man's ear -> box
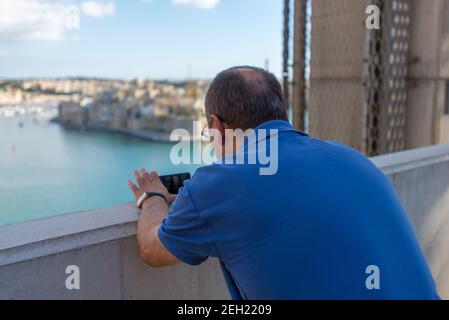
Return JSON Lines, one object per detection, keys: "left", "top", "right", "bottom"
{"left": 210, "top": 114, "right": 226, "bottom": 140}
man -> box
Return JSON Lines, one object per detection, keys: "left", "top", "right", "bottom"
{"left": 128, "top": 66, "right": 439, "bottom": 300}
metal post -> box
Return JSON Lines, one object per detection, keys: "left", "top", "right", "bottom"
{"left": 291, "top": 0, "right": 307, "bottom": 131}
{"left": 282, "top": 0, "right": 291, "bottom": 110}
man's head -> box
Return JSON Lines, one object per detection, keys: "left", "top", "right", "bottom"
{"left": 205, "top": 66, "right": 288, "bottom": 132}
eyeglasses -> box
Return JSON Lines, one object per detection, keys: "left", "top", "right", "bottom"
{"left": 201, "top": 123, "right": 210, "bottom": 139}
{"left": 201, "top": 115, "right": 227, "bottom": 139}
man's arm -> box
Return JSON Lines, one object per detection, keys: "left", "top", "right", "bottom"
{"left": 128, "top": 169, "right": 180, "bottom": 268}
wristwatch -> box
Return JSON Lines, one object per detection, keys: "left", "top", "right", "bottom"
{"left": 137, "top": 192, "right": 167, "bottom": 209}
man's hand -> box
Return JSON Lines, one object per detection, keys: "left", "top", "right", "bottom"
{"left": 127, "top": 168, "right": 180, "bottom": 268}
{"left": 128, "top": 169, "right": 176, "bottom": 207}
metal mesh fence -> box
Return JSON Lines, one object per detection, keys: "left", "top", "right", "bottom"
{"left": 365, "top": 0, "right": 411, "bottom": 155}
{"left": 308, "top": 0, "right": 366, "bottom": 150}
{"left": 306, "top": 0, "right": 411, "bottom": 155}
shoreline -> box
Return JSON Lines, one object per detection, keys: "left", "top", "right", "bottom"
{"left": 51, "top": 117, "right": 202, "bottom": 143}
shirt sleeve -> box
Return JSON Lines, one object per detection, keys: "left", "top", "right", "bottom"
{"left": 157, "top": 184, "right": 218, "bottom": 266}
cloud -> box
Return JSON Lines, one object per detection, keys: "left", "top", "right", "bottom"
{"left": 172, "top": 0, "right": 219, "bottom": 9}
{"left": 0, "top": 0, "right": 70, "bottom": 42}
{"left": 0, "top": 0, "right": 116, "bottom": 42}
{"left": 81, "top": 1, "right": 115, "bottom": 18}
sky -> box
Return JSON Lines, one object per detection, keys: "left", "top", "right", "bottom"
{"left": 0, "top": 0, "right": 283, "bottom": 80}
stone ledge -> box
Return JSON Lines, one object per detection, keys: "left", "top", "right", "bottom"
{"left": 2, "top": 143, "right": 449, "bottom": 267}
{"left": 371, "top": 143, "right": 449, "bottom": 175}
{"left": 0, "top": 203, "right": 139, "bottom": 266}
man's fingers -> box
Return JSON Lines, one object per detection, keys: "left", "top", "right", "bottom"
{"left": 134, "top": 169, "right": 141, "bottom": 180}
{"left": 134, "top": 169, "right": 144, "bottom": 187}
{"left": 128, "top": 180, "right": 140, "bottom": 199}
{"left": 150, "top": 171, "right": 158, "bottom": 180}
{"left": 142, "top": 168, "right": 151, "bottom": 181}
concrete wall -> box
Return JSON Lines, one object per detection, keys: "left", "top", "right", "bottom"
{"left": 372, "top": 143, "right": 449, "bottom": 297}
{"left": 0, "top": 204, "right": 229, "bottom": 300}
{"left": 441, "top": 115, "right": 449, "bottom": 145}
{"left": 406, "top": 0, "right": 448, "bottom": 148}
{"left": 1, "top": 144, "right": 449, "bottom": 299}
{"left": 437, "top": 0, "right": 449, "bottom": 145}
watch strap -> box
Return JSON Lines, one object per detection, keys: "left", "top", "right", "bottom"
{"left": 137, "top": 192, "right": 167, "bottom": 209}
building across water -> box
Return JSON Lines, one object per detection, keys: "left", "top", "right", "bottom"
{"left": 49, "top": 78, "right": 208, "bottom": 141}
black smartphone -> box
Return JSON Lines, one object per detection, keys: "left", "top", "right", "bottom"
{"left": 159, "top": 172, "right": 191, "bottom": 194}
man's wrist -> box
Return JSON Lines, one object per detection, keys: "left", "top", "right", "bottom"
{"left": 137, "top": 191, "right": 168, "bottom": 209}
{"left": 140, "top": 193, "right": 168, "bottom": 209}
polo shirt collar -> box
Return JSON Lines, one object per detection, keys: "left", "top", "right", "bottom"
{"left": 253, "top": 120, "right": 309, "bottom": 141}
{"left": 240, "top": 120, "right": 308, "bottom": 152}
{"left": 255, "top": 120, "right": 295, "bottom": 132}
{"left": 218, "top": 120, "right": 308, "bottom": 163}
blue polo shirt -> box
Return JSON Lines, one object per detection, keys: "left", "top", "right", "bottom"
{"left": 158, "top": 120, "right": 439, "bottom": 300}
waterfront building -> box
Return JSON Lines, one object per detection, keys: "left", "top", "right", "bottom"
{"left": 58, "top": 101, "right": 86, "bottom": 127}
